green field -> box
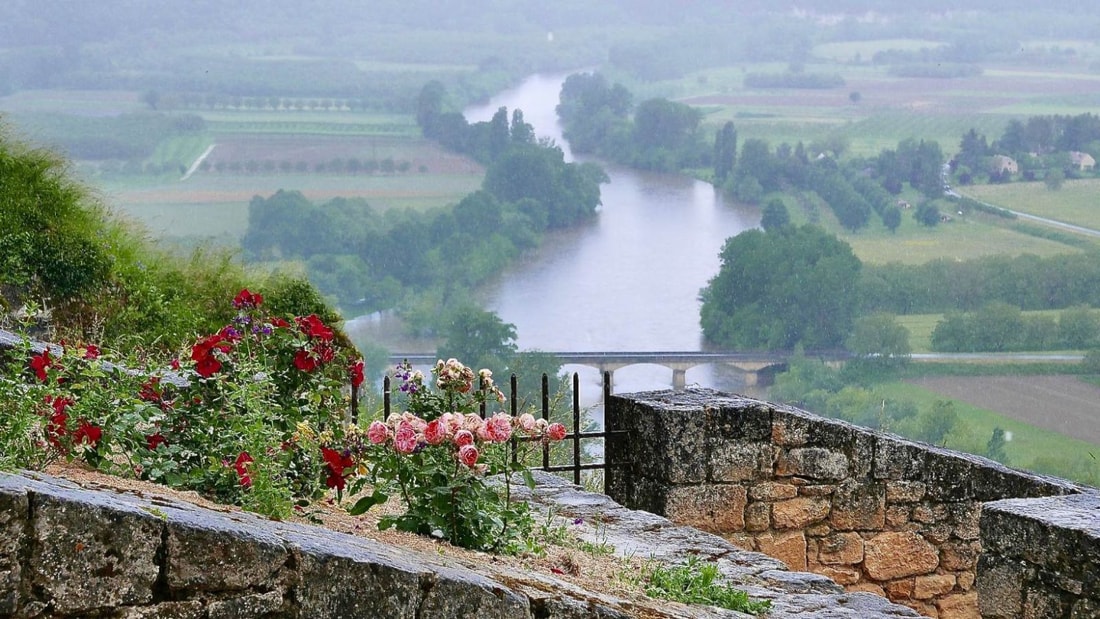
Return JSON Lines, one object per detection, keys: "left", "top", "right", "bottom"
{"left": 812, "top": 39, "right": 947, "bottom": 63}
{"left": 961, "top": 180, "right": 1100, "bottom": 231}
{"left": 98, "top": 172, "right": 484, "bottom": 239}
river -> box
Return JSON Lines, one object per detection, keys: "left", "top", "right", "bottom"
{"left": 351, "top": 72, "right": 760, "bottom": 396}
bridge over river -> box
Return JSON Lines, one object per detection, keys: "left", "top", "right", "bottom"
{"left": 387, "top": 351, "right": 852, "bottom": 389}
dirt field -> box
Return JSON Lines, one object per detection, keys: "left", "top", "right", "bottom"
{"left": 203, "top": 134, "right": 483, "bottom": 175}
{"left": 906, "top": 375, "right": 1100, "bottom": 444}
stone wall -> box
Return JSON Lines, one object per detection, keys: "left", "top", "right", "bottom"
{"left": 0, "top": 468, "right": 922, "bottom": 618}
{"left": 605, "top": 389, "right": 1096, "bottom": 618}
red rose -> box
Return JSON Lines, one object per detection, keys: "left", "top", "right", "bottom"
{"left": 349, "top": 360, "right": 365, "bottom": 389}
{"left": 29, "top": 350, "right": 52, "bottom": 382}
{"left": 233, "top": 452, "right": 253, "bottom": 487}
{"left": 293, "top": 349, "right": 319, "bottom": 373}
{"left": 146, "top": 433, "right": 167, "bottom": 450}
{"left": 296, "top": 314, "right": 334, "bottom": 341}
{"left": 73, "top": 420, "right": 102, "bottom": 446}
{"left": 322, "top": 447, "right": 355, "bottom": 490}
{"left": 233, "top": 288, "right": 264, "bottom": 309}
{"left": 82, "top": 345, "right": 100, "bottom": 360}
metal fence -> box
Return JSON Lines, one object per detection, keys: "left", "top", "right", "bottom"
{"left": 363, "top": 371, "right": 623, "bottom": 488}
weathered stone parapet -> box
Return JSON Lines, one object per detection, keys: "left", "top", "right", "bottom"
{"left": 0, "top": 468, "right": 920, "bottom": 618}
{"left": 606, "top": 389, "right": 1089, "bottom": 618}
{"left": 978, "top": 493, "right": 1100, "bottom": 618}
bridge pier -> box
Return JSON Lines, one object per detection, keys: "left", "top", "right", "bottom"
{"left": 672, "top": 368, "right": 686, "bottom": 390}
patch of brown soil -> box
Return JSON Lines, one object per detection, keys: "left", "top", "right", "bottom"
{"left": 905, "top": 375, "right": 1100, "bottom": 444}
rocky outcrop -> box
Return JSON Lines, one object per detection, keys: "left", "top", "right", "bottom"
{"left": 0, "top": 468, "right": 920, "bottom": 618}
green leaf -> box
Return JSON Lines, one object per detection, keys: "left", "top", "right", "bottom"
{"left": 348, "top": 490, "right": 389, "bottom": 516}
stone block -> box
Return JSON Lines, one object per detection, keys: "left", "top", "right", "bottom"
{"left": 914, "top": 574, "right": 956, "bottom": 599}
{"left": 816, "top": 564, "right": 861, "bottom": 585}
{"left": 0, "top": 480, "right": 28, "bottom": 615}
{"left": 956, "top": 572, "right": 975, "bottom": 591}
{"left": 937, "top": 591, "right": 980, "bottom": 619}
{"left": 772, "top": 496, "right": 831, "bottom": 529}
{"left": 923, "top": 451, "right": 975, "bottom": 501}
{"left": 863, "top": 532, "right": 939, "bottom": 581}
{"left": 291, "top": 532, "right": 425, "bottom": 618}
{"left": 797, "top": 484, "right": 837, "bottom": 497}
{"left": 164, "top": 507, "right": 289, "bottom": 593}
{"left": 777, "top": 447, "right": 849, "bottom": 481}
{"left": 664, "top": 484, "right": 746, "bottom": 533}
{"left": 658, "top": 407, "right": 709, "bottom": 484}
{"left": 772, "top": 409, "right": 813, "bottom": 446}
{"left": 830, "top": 480, "right": 885, "bottom": 531}
{"left": 886, "top": 505, "right": 911, "bottom": 528}
{"left": 748, "top": 481, "right": 797, "bottom": 502}
{"left": 28, "top": 488, "right": 163, "bottom": 615}
{"left": 886, "top": 481, "right": 926, "bottom": 504}
{"left": 708, "top": 441, "right": 772, "bottom": 483}
{"left": 976, "top": 560, "right": 1024, "bottom": 619}
{"left": 940, "top": 540, "right": 981, "bottom": 572}
{"left": 913, "top": 503, "right": 946, "bottom": 524}
{"left": 1023, "top": 584, "right": 1068, "bottom": 619}
{"left": 816, "top": 532, "right": 864, "bottom": 565}
{"left": 707, "top": 399, "right": 773, "bottom": 442}
{"left": 755, "top": 530, "right": 807, "bottom": 571}
{"left": 874, "top": 436, "right": 927, "bottom": 480}
{"left": 946, "top": 503, "right": 981, "bottom": 540}
{"left": 886, "top": 577, "right": 915, "bottom": 599}
{"left": 744, "top": 502, "right": 770, "bottom": 532}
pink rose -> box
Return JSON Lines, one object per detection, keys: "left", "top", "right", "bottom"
{"left": 367, "top": 421, "right": 390, "bottom": 445}
{"left": 458, "top": 444, "right": 479, "bottom": 468}
{"left": 547, "top": 422, "right": 567, "bottom": 441}
{"left": 454, "top": 429, "right": 474, "bottom": 447}
{"left": 516, "top": 413, "right": 538, "bottom": 435}
{"left": 424, "top": 419, "right": 447, "bottom": 445}
{"left": 485, "top": 413, "right": 512, "bottom": 443}
{"left": 394, "top": 420, "right": 419, "bottom": 454}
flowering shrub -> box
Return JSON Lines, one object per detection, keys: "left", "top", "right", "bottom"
{"left": 330, "top": 359, "right": 567, "bottom": 553}
{"left": 0, "top": 291, "right": 362, "bottom": 519}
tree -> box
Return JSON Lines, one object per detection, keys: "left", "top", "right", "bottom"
{"left": 142, "top": 90, "right": 160, "bottom": 111}
{"left": 510, "top": 109, "right": 534, "bottom": 145}
{"left": 760, "top": 198, "right": 790, "bottom": 231}
{"left": 713, "top": 121, "right": 737, "bottom": 184}
{"left": 882, "top": 205, "right": 902, "bottom": 233}
{"left": 914, "top": 202, "right": 940, "bottom": 227}
{"left": 986, "top": 427, "right": 1008, "bottom": 463}
{"left": 699, "top": 225, "right": 862, "bottom": 350}
{"left": 1044, "top": 168, "right": 1065, "bottom": 191}
{"left": 848, "top": 91, "right": 861, "bottom": 104}
{"left": 1059, "top": 305, "right": 1099, "bottom": 349}
{"left": 846, "top": 312, "right": 911, "bottom": 367}
{"left": 437, "top": 306, "right": 518, "bottom": 373}
{"left": 916, "top": 400, "right": 958, "bottom": 446}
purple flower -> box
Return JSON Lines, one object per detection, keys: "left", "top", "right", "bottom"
{"left": 573, "top": 518, "right": 584, "bottom": 526}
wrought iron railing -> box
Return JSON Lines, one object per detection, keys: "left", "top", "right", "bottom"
{"left": 361, "top": 370, "right": 624, "bottom": 489}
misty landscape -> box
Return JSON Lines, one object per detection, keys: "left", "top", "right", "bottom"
{"left": 5, "top": 0, "right": 1100, "bottom": 513}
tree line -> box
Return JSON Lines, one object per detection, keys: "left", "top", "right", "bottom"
{"left": 554, "top": 72, "right": 709, "bottom": 173}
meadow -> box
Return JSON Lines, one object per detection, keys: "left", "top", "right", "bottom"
{"left": 961, "top": 179, "right": 1100, "bottom": 231}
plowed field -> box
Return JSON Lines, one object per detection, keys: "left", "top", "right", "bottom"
{"left": 906, "top": 375, "right": 1100, "bottom": 444}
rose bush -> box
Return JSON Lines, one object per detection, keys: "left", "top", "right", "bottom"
{"left": 1, "top": 291, "right": 362, "bottom": 518}
{"left": 328, "top": 359, "right": 567, "bottom": 553}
